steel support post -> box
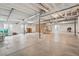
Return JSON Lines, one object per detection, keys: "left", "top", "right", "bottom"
{"left": 7, "top": 8, "right": 14, "bottom": 36}
{"left": 39, "top": 13, "right": 41, "bottom": 39}
{"left": 74, "top": 20, "right": 76, "bottom": 36}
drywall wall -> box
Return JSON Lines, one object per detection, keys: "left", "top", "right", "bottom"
{"left": 52, "top": 23, "right": 78, "bottom": 34}
{"left": 8, "top": 24, "right": 24, "bottom": 35}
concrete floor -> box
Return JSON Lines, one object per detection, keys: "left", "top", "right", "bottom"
{"left": 0, "top": 33, "right": 79, "bottom": 56}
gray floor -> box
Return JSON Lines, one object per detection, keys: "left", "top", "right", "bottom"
{"left": 0, "top": 33, "right": 79, "bottom": 56}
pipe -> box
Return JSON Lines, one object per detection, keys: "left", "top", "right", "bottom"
{"left": 7, "top": 8, "right": 14, "bottom": 21}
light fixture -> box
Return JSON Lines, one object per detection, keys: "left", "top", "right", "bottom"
{"left": 27, "top": 21, "right": 33, "bottom": 23}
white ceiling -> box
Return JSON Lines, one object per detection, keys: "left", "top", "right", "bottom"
{"left": 0, "top": 3, "right": 78, "bottom": 24}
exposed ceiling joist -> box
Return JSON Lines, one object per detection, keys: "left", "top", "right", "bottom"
{"left": 41, "top": 4, "right": 79, "bottom": 17}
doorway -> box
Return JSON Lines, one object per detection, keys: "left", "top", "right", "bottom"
{"left": 27, "top": 28, "right": 32, "bottom": 33}
{"left": 54, "top": 25, "right": 60, "bottom": 33}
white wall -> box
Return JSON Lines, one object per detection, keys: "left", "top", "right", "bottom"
{"left": 52, "top": 23, "right": 78, "bottom": 34}
{"left": 59, "top": 23, "right": 74, "bottom": 33}
{"left": 8, "top": 24, "right": 24, "bottom": 35}
{"left": 8, "top": 23, "right": 36, "bottom": 35}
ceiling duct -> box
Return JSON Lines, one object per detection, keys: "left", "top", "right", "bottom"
{"left": 38, "top": 3, "right": 49, "bottom": 13}
{"left": 38, "top": 3, "right": 49, "bottom": 11}
{"left": 40, "top": 9, "right": 46, "bottom": 14}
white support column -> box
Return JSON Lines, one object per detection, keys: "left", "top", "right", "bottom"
{"left": 74, "top": 20, "right": 76, "bottom": 36}
{"left": 77, "top": 17, "right": 79, "bottom": 38}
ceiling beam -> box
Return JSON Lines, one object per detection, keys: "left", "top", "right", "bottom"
{"left": 23, "top": 4, "right": 39, "bottom": 13}
{"left": 24, "top": 4, "right": 79, "bottom": 23}
{"left": 0, "top": 14, "right": 8, "bottom": 16}
{"left": 38, "top": 3, "right": 49, "bottom": 11}
{"left": 41, "top": 4, "right": 79, "bottom": 17}
{"left": 40, "top": 15, "right": 78, "bottom": 23}
{"left": 16, "top": 4, "right": 79, "bottom": 25}
{"left": 0, "top": 8, "right": 10, "bottom": 11}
